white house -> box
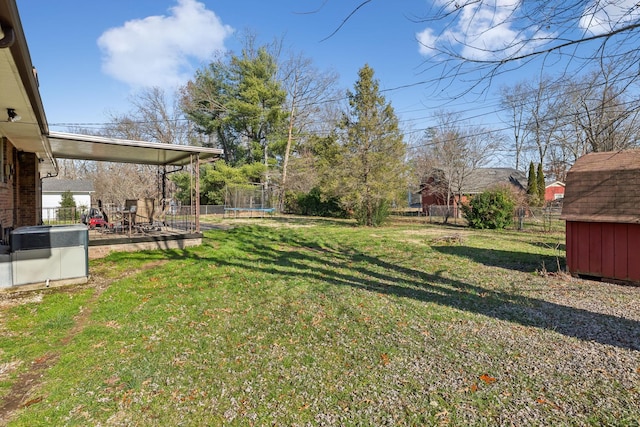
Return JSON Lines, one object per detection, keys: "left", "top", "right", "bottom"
{"left": 42, "top": 179, "right": 94, "bottom": 221}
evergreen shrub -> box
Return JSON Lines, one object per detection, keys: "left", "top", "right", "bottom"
{"left": 462, "top": 187, "right": 516, "bottom": 229}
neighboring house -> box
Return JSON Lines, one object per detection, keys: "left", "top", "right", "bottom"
{"left": 545, "top": 181, "right": 565, "bottom": 203}
{"left": 42, "top": 179, "right": 94, "bottom": 221}
{"left": 561, "top": 150, "right": 640, "bottom": 284}
{"left": 419, "top": 167, "right": 527, "bottom": 216}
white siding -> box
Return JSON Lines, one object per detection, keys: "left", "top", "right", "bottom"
{"left": 42, "top": 193, "right": 92, "bottom": 221}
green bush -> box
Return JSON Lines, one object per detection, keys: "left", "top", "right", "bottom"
{"left": 284, "top": 187, "right": 347, "bottom": 218}
{"left": 462, "top": 187, "right": 516, "bottom": 229}
{"left": 355, "top": 199, "right": 390, "bottom": 227}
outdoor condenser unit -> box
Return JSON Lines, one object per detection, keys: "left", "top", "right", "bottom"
{"left": 10, "top": 224, "right": 88, "bottom": 286}
{"left": 0, "top": 248, "right": 10, "bottom": 287}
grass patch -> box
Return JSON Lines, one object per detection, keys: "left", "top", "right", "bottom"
{"left": 1, "top": 218, "right": 638, "bottom": 426}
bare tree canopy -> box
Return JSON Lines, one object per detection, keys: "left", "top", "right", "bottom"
{"left": 499, "top": 61, "right": 640, "bottom": 179}
{"left": 413, "top": 0, "right": 640, "bottom": 92}
{"left": 329, "top": 1, "right": 640, "bottom": 96}
{"left": 414, "top": 110, "right": 501, "bottom": 222}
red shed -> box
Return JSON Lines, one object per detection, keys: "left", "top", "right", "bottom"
{"left": 561, "top": 150, "right": 640, "bottom": 284}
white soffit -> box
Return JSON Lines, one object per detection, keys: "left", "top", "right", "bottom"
{"left": 47, "top": 131, "right": 223, "bottom": 166}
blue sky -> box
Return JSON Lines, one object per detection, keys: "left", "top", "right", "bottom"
{"left": 16, "top": 0, "right": 619, "bottom": 142}
{"left": 18, "top": 1, "right": 442, "bottom": 132}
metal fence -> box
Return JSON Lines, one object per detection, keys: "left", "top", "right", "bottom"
{"left": 515, "top": 207, "right": 564, "bottom": 232}
{"left": 393, "top": 204, "right": 565, "bottom": 232}
{"left": 41, "top": 205, "right": 199, "bottom": 234}
{"left": 199, "top": 205, "right": 225, "bottom": 215}
{"left": 41, "top": 207, "right": 81, "bottom": 225}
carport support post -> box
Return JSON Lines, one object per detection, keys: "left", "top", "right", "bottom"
{"left": 195, "top": 154, "right": 200, "bottom": 233}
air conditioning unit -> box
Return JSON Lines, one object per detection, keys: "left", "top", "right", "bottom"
{"left": 10, "top": 224, "right": 88, "bottom": 286}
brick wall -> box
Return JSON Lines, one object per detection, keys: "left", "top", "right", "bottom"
{"left": 16, "top": 151, "right": 39, "bottom": 227}
{"left": 0, "top": 138, "right": 16, "bottom": 241}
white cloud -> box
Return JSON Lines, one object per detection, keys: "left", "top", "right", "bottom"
{"left": 579, "top": 0, "right": 640, "bottom": 35}
{"left": 417, "top": 27, "right": 438, "bottom": 56}
{"left": 98, "top": 0, "right": 233, "bottom": 88}
{"left": 417, "top": 0, "right": 549, "bottom": 61}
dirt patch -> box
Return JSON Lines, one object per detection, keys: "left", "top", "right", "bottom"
{"left": 0, "top": 353, "right": 58, "bottom": 424}
{"left": 0, "top": 292, "right": 44, "bottom": 310}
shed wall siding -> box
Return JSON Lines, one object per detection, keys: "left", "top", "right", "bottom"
{"left": 567, "top": 220, "right": 640, "bottom": 283}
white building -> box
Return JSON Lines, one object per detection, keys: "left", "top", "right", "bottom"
{"left": 42, "top": 179, "right": 94, "bottom": 221}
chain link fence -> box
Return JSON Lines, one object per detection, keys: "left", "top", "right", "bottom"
{"left": 392, "top": 204, "right": 565, "bottom": 232}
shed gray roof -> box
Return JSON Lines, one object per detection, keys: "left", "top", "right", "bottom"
{"left": 42, "top": 179, "right": 94, "bottom": 193}
{"left": 561, "top": 150, "right": 640, "bottom": 224}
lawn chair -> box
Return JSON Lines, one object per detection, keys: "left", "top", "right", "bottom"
{"left": 121, "top": 199, "right": 138, "bottom": 234}
{"left": 151, "top": 199, "right": 172, "bottom": 230}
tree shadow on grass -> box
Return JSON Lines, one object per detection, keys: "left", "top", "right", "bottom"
{"left": 169, "top": 228, "right": 639, "bottom": 351}
{"left": 432, "top": 245, "right": 565, "bottom": 273}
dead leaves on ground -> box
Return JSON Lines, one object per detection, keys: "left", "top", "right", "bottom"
{"left": 463, "top": 373, "right": 497, "bottom": 394}
{"left": 536, "top": 397, "right": 562, "bottom": 410}
{"left": 380, "top": 353, "right": 390, "bottom": 366}
{"left": 479, "top": 374, "right": 497, "bottom": 384}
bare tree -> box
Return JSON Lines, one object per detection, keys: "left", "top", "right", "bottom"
{"left": 88, "top": 87, "right": 188, "bottom": 206}
{"left": 105, "top": 87, "right": 190, "bottom": 144}
{"left": 326, "top": 0, "right": 640, "bottom": 115}
{"left": 278, "top": 51, "right": 340, "bottom": 208}
{"left": 568, "top": 64, "right": 640, "bottom": 153}
{"left": 412, "top": 0, "right": 640, "bottom": 95}
{"left": 418, "top": 111, "right": 500, "bottom": 222}
{"left": 501, "top": 76, "right": 573, "bottom": 172}
{"left": 500, "top": 82, "right": 530, "bottom": 171}
{"left": 524, "top": 77, "right": 567, "bottom": 167}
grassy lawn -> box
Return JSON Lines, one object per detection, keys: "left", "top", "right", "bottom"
{"left": 0, "top": 217, "right": 639, "bottom": 426}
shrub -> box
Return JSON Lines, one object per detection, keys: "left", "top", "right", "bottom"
{"left": 284, "top": 187, "right": 347, "bottom": 218}
{"left": 355, "top": 199, "right": 390, "bottom": 227}
{"left": 462, "top": 187, "right": 516, "bottom": 229}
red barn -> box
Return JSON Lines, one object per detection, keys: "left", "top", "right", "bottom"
{"left": 561, "top": 150, "right": 640, "bottom": 284}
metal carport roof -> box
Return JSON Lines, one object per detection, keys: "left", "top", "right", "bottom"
{"left": 47, "top": 131, "right": 223, "bottom": 166}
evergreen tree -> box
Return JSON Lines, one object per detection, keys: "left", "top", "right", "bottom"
{"left": 339, "top": 64, "right": 407, "bottom": 226}
{"left": 58, "top": 190, "right": 77, "bottom": 221}
{"left": 527, "top": 161, "right": 538, "bottom": 205}
{"left": 228, "top": 46, "right": 288, "bottom": 164}
{"left": 536, "top": 163, "right": 546, "bottom": 205}
{"left": 181, "top": 42, "right": 287, "bottom": 166}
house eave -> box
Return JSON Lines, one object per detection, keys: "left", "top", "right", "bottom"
{"left": 0, "top": 0, "right": 56, "bottom": 175}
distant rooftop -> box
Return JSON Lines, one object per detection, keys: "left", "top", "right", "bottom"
{"left": 420, "top": 167, "right": 528, "bottom": 194}
{"left": 462, "top": 168, "right": 527, "bottom": 194}
{"left": 42, "top": 179, "right": 94, "bottom": 193}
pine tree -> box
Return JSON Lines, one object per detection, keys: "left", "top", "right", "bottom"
{"left": 536, "top": 163, "right": 546, "bottom": 205}
{"left": 339, "top": 64, "right": 407, "bottom": 226}
{"left": 527, "top": 161, "right": 538, "bottom": 206}
{"left": 58, "top": 190, "right": 77, "bottom": 221}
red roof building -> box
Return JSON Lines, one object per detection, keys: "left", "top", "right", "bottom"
{"left": 544, "top": 181, "right": 565, "bottom": 203}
